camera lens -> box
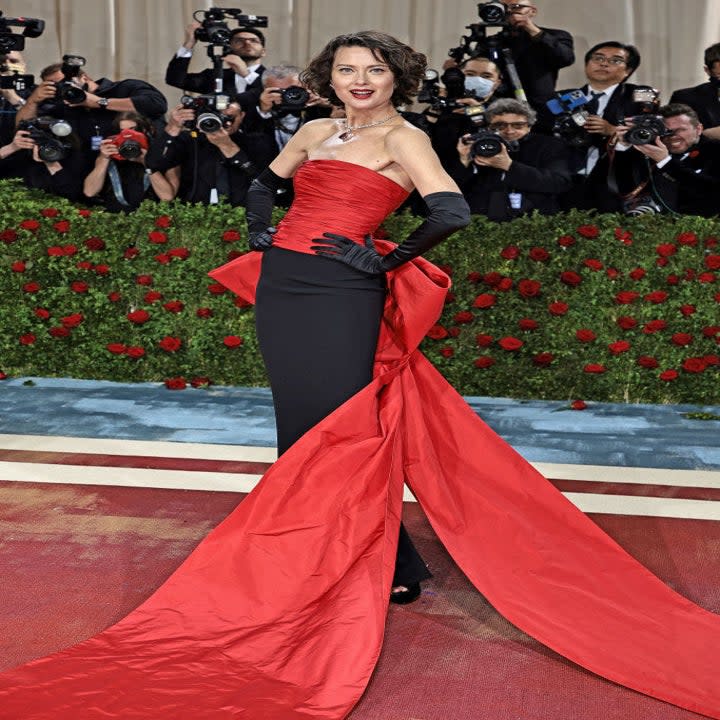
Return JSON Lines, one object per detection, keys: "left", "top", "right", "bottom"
{"left": 472, "top": 134, "right": 503, "bottom": 157}
{"left": 58, "top": 82, "right": 86, "bottom": 104}
{"left": 197, "top": 112, "right": 222, "bottom": 133}
{"left": 280, "top": 86, "right": 310, "bottom": 107}
{"left": 37, "top": 139, "right": 67, "bottom": 163}
{"left": 117, "top": 140, "right": 142, "bottom": 159}
{"left": 478, "top": 1, "right": 507, "bottom": 24}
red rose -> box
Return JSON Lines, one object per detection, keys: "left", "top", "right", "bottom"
{"left": 49, "top": 326, "right": 70, "bottom": 338}
{"left": 474, "top": 356, "right": 495, "bottom": 368}
{"left": 583, "top": 258, "right": 603, "bottom": 271}
{"left": 11, "top": 261, "right": 25, "bottom": 272}
{"left": 208, "top": 283, "right": 227, "bottom": 295}
{"left": 617, "top": 316, "right": 637, "bottom": 330}
{"left": 467, "top": 271, "right": 482, "bottom": 284}
{"left": 164, "top": 377, "right": 187, "bottom": 390}
{"left": 533, "top": 352, "right": 554, "bottom": 366}
{"left": 496, "top": 277, "right": 513, "bottom": 292}
{"left": 454, "top": 311, "right": 474, "bottom": 324}
{"left": 682, "top": 357, "right": 707, "bottom": 373}
{"left": 108, "top": 291, "right": 122, "bottom": 302}
{"left": 606, "top": 268, "right": 620, "bottom": 279}
{"left": 0, "top": 372, "right": 6, "bottom": 380}
{"left": 52, "top": 220, "right": 70, "bottom": 233}
{"left": 76, "top": 261, "right": 93, "bottom": 270}
{"left": 644, "top": 290, "right": 668, "bottom": 303}
{"left": 23, "top": 281, "right": 41, "bottom": 293}
{"left": 427, "top": 325, "right": 449, "bottom": 340}
{"left": 136, "top": 274, "right": 153, "bottom": 285}
{"left": 643, "top": 319, "right": 667, "bottom": 334}
{"left": 498, "top": 336, "right": 523, "bottom": 351}
{"left": 154, "top": 253, "right": 170, "bottom": 264}
{"left": 671, "top": 333, "right": 693, "bottom": 346}
{"left": 656, "top": 243, "right": 677, "bottom": 258}
{"left": 440, "top": 346, "right": 454, "bottom": 358}
{"left": 577, "top": 224, "right": 599, "bottom": 238}
{"left": 518, "top": 318, "right": 539, "bottom": 331}
{"left": 576, "top": 329, "right": 596, "bottom": 342}
{"left": 94, "top": 264, "right": 110, "bottom": 276}
{"left": 163, "top": 300, "right": 184, "bottom": 313}
{"left": 222, "top": 230, "right": 241, "bottom": 242}
{"left": 148, "top": 230, "right": 167, "bottom": 244}
{"left": 234, "top": 297, "right": 252, "bottom": 308}
{"left": 685, "top": 269, "right": 696, "bottom": 281}
{"left": 703, "top": 326, "right": 720, "bottom": 338}
{"left": 159, "top": 336, "right": 182, "bottom": 352}
{"left": 473, "top": 293, "right": 496, "bottom": 308}
{"left": 679, "top": 304, "right": 696, "bottom": 316}
{"left": 196, "top": 307, "right": 213, "bottom": 318}
{"left": 583, "top": 364, "right": 606, "bottom": 374}
{"left": 548, "top": 301, "right": 569, "bottom": 316}
{"left": 660, "top": 369, "right": 679, "bottom": 381}
{"left": 666, "top": 274, "right": 680, "bottom": 285}
{"left": 557, "top": 235, "right": 576, "bottom": 247}
{"left": 500, "top": 245, "right": 520, "bottom": 259}
{"left": 20, "top": 219, "right": 40, "bottom": 231}
{"left": 705, "top": 255, "right": 720, "bottom": 271}
{"left": 448, "top": 327, "right": 461, "bottom": 338}
{"left": 614, "top": 228, "right": 632, "bottom": 243}
{"left": 126, "top": 346, "right": 145, "bottom": 359}
{"left": 444, "top": 291, "right": 456, "bottom": 304}
{"left": 107, "top": 343, "right": 127, "bottom": 355}
{"left": 706, "top": 236, "right": 719, "bottom": 248}
{"left": 637, "top": 356, "right": 659, "bottom": 369}
{"left": 47, "top": 245, "right": 65, "bottom": 256}
{"left": 20, "top": 333, "right": 36, "bottom": 345}
{"left": 483, "top": 271, "right": 503, "bottom": 286}
{"left": 124, "top": 247, "right": 140, "bottom": 260}
{"left": 529, "top": 246, "right": 550, "bottom": 262}
{"left": 698, "top": 272, "right": 717, "bottom": 283}
{"left": 155, "top": 215, "right": 172, "bottom": 228}
{"left": 77, "top": 209, "right": 92, "bottom": 218}
{"left": 34, "top": 308, "right": 50, "bottom": 320}
{"left": 476, "top": 334, "right": 493, "bottom": 347}
{"left": 1, "top": 229, "right": 18, "bottom": 243}
{"left": 168, "top": 247, "right": 190, "bottom": 259}
{"left": 71, "top": 281, "right": 89, "bottom": 293}
{"left": 704, "top": 354, "right": 720, "bottom": 365}
{"left": 127, "top": 309, "right": 150, "bottom": 324}
{"left": 517, "top": 279, "right": 541, "bottom": 297}
{"left": 656, "top": 257, "right": 668, "bottom": 268}
{"left": 615, "top": 291, "right": 639, "bottom": 304}
{"left": 571, "top": 400, "right": 587, "bottom": 411}
{"left": 40, "top": 208, "right": 59, "bottom": 218}
{"left": 223, "top": 335, "right": 244, "bottom": 348}
{"left": 608, "top": 340, "right": 631, "bottom": 354}
{"left": 61, "top": 313, "right": 83, "bottom": 328}
{"left": 677, "top": 231, "right": 697, "bottom": 245}
{"left": 190, "top": 376, "right": 211, "bottom": 388}
{"left": 714, "top": 292, "right": 720, "bottom": 302}
{"left": 144, "top": 291, "right": 163, "bottom": 303}
{"left": 628, "top": 267, "right": 646, "bottom": 281}
{"left": 85, "top": 236, "right": 105, "bottom": 250}
{"left": 560, "top": 271, "right": 582, "bottom": 286}
{"left": 227, "top": 250, "right": 244, "bottom": 261}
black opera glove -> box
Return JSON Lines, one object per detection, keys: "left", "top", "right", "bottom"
{"left": 311, "top": 233, "right": 385, "bottom": 275}
{"left": 249, "top": 226, "right": 276, "bottom": 252}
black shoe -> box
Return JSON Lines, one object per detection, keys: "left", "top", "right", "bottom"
{"left": 389, "top": 582, "right": 421, "bottom": 605}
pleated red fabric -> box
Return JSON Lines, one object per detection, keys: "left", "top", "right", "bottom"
{"left": 1, "top": 161, "right": 719, "bottom": 719}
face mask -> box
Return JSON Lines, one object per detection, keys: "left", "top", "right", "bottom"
{"left": 464, "top": 75, "right": 495, "bottom": 99}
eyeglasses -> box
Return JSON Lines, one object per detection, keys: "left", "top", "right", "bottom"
{"left": 488, "top": 121, "right": 528, "bottom": 131}
{"left": 232, "top": 36, "right": 262, "bottom": 44}
{"left": 506, "top": 3, "right": 532, "bottom": 11}
{"left": 588, "top": 53, "right": 627, "bottom": 66}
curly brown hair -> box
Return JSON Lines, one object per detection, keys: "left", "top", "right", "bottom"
{"left": 299, "top": 31, "right": 427, "bottom": 107}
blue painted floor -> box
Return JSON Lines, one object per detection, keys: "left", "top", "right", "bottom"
{"left": 1, "top": 377, "right": 719, "bottom": 470}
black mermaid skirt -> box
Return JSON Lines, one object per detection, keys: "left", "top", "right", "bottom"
{"left": 255, "top": 247, "right": 431, "bottom": 586}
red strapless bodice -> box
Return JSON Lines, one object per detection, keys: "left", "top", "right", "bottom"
{"left": 270, "top": 159, "right": 410, "bottom": 254}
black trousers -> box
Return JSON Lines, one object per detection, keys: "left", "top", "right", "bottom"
{"left": 255, "top": 247, "right": 430, "bottom": 586}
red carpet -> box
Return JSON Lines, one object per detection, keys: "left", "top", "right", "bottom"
{"left": 1, "top": 478, "right": 718, "bottom": 719}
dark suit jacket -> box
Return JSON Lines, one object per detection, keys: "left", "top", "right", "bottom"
{"left": 449, "top": 132, "right": 573, "bottom": 220}
{"left": 670, "top": 82, "right": 720, "bottom": 129}
{"left": 165, "top": 55, "right": 265, "bottom": 100}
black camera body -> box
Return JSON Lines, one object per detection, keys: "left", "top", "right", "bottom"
{"left": 0, "top": 70, "right": 34, "bottom": 92}
{"left": 181, "top": 93, "right": 232, "bottom": 133}
{"left": 418, "top": 67, "right": 480, "bottom": 116}
{"left": 274, "top": 85, "right": 310, "bottom": 112}
{"left": 546, "top": 90, "right": 592, "bottom": 148}
{"left": 17, "top": 117, "right": 73, "bottom": 162}
{"left": 465, "top": 130, "right": 516, "bottom": 159}
{"left": 193, "top": 7, "right": 268, "bottom": 46}
{"left": 624, "top": 115, "right": 672, "bottom": 146}
{"left": 0, "top": 11, "right": 45, "bottom": 53}
{"left": 54, "top": 55, "right": 88, "bottom": 104}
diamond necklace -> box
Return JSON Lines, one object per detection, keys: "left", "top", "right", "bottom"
{"left": 338, "top": 112, "right": 399, "bottom": 142}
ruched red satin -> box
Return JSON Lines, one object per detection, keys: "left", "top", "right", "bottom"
{"left": 1, "top": 161, "right": 719, "bottom": 719}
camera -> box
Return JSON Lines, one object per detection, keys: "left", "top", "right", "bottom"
{"left": 0, "top": 58, "right": 33, "bottom": 92}
{"left": 624, "top": 115, "right": 672, "bottom": 146}
{"left": 107, "top": 128, "right": 149, "bottom": 160}
{"left": 275, "top": 85, "right": 310, "bottom": 112}
{"left": 464, "top": 130, "right": 516, "bottom": 159}
{"left": 181, "top": 93, "right": 232, "bottom": 133}
{"left": 0, "top": 11, "right": 44, "bottom": 52}
{"left": 55, "top": 54, "right": 88, "bottom": 104}
{"left": 546, "top": 89, "right": 592, "bottom": 148}
{"left": 477, "top": 1, "right": 508, "bottom": 25}
{"left": 17, "top": 116, "right": 73, "bottom": 162}
{"left": 418, "top": 67, "right": 482, "bottom": 117}
{"left": 193, "top": 7, "right": 268, "bottom": 46}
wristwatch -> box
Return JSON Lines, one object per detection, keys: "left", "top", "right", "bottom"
{"left": 97, "top": 97, "right": 109, "bottom": 109}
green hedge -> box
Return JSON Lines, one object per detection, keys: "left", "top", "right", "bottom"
{"left": 1, "top": 178, "right": 719, "bottom": 404}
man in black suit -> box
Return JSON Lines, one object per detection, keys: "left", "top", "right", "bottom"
{"left": 165, "top": 23, "right": 266, "bottom": 100}
{"left": 670, "top": 43, "right": 720, "bottom": 130}
{"left": 615, "top": 103, "right": 720, "bottom": 217}
{"left": 449, "top": 98, "right": 572, "bottom": 220}
{"left": 500, "top": 1, "right": 575, "bottom": 133}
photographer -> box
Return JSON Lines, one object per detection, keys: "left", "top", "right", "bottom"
{"left": 450, "top": 98, "right": 572, "bottom": 220}
{"left": 0, "top": 125, "right": 34, "bottom": 178}
{"left": 0, "top": 50, "right": 32, "bottom": 145}
{"left": 166, "top": 21, "right": 266, "bottom": 100}
{"left": 612, "top": 103, "right": 720, "bottom": 217}
{"left": 670, "top": 43, "right": 720, "bottom": 131}
{"left": 83, "top": 112, "right": 177, "bottom": 213}
{"left": 146, "top": 99, "right": 255, "bottom": 206}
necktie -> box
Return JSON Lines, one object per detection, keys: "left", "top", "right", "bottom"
{"left": 586, "top": 91, "right": 605, "bottom": 115}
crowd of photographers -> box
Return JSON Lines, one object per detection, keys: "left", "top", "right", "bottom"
{"left": 2, "top": 2, "right": 720, "bottom": 219}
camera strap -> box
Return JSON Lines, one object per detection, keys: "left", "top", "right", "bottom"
{"left": 108, "top": 161, "right": 149, "bottom": 208}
